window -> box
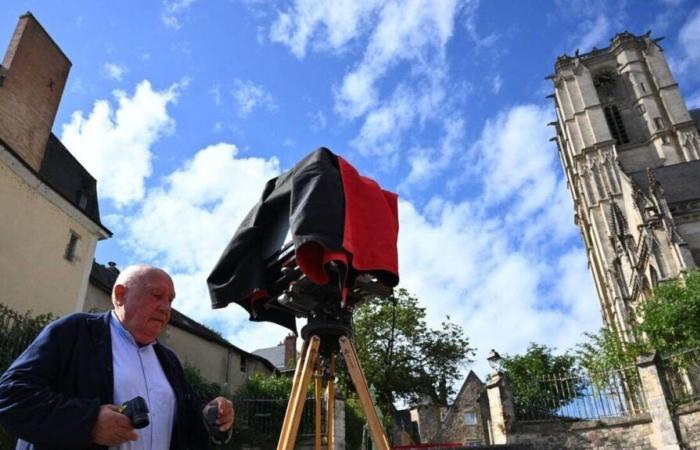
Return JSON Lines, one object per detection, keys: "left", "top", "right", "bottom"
{"left": 662, "top": 135, "right": 670, "bottom": 144}
{"left": 240, "top": 355, "right": 246, "bottom": 372}
{"left": 77, "top": 190, "right": 88, "bottom": 210}
{"left": 640, "top": 82, "right": 647, "bottom": 93}
{"left": 464, "top": 412, "right": 478, "bottom": 426}
{"left": 654, "top": 117, "right": 664, "bottom": 130}
{"left": 604, "top": 105, "right": 629, "bottom": 145}
{"left": 64, "top": 231, "right": 80, "bottom": 262}
{"left": 636, "top": 103, "right": 646, "bottom": 114}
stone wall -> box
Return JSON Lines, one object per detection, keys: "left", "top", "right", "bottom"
{"left": 676, "top": 403, "right": 700, "bottom": 449}
{"left": 509, "top": 416, "right": 654, "bottom": 450}
{"left": 485, "top": 352, "right": 700, "bottom": 449}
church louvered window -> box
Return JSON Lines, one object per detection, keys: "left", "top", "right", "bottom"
{"left": 604, "top": 105, "right": 629, "bottom": 145}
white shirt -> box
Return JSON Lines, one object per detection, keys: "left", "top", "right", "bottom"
{"left": 109, "top": 312, "right": 176, "bottom": 450}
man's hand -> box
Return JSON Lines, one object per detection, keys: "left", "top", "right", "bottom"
{"left": 91, "top": 404, "right": 138, "bottom": 445}
{"left": 203, "top": 396, "right": 234, "bottom": 432}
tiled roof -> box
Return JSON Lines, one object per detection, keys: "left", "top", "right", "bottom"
{"left": 38, "top": 133, "right": 106, "bottom": 230}
{"left": 252, "top": 345, "right": 287, "bottom": 370}
{"left": 630, "top": 160, "right": 700, "bottom": 205}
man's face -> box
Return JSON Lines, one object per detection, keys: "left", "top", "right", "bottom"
{"left": 116, "top": 270, "right": 175, "bottom": 345}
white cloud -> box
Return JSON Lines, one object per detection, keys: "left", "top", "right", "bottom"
{"left": 575, "top": 15, "right": 610, "bottom": 53}
{"left": 473, "top": 104, "right": 558, "bottom": 217}
{"left": 405, "top": 116, "right": 465, "bottom": 186}
{"left": 269, "top": 0, "right": 384, "bottom": 58}
{"left": 397, "top": 194, "right": 599, "bottom": 378}
{"left": 61, "top": 80, "right": 183, "bottom": 207}
{"left": 675, "top": 8, "right": 700, "bottom": 74}
{"left": 351, "top": 73, "right": 447, "bottom": 161}
{"left": 102, "top": 62, "right": 127, "bottom": 81}
{"left": 350, "top": 84, "right": 417, "bottom": 161}
{"left": 231, "top": 79, "right": 277, "bottom": 118}
{"left": 397, "top": 102, "right": 599, "bottom": 377}
{"left": 120, "top": 143, "right": 284, "bottom": 348}
{"left": 162, "top": 0, "right": 198, "bottom": 30}
{"left": 270, "top": 0, "right": 466, "bottom": 166}
{"left": 334, "top": 0, "right": 461, "bottom": 119}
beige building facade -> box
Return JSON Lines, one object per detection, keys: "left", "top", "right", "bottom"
{"left": 551, "top": 32, "right": 700, "bottom": 339}
{"left": 0, "top": 13, "right": 110, "bottom": 317}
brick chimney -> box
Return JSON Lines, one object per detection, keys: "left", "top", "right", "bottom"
{"left": 284, "top": 334, "right": 297, "bottom": 369}
{"left": 0, "top": 13, "right": 71, "bottom": 171}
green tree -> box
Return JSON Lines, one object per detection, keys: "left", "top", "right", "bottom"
{"left": 501, "top": 343, "right": 581, "bottom": 419}
{"left": 353, "top": 288, "right": 474, "bottom": 415}
{"left": 577, "top": 270, "right": 700, "bottom": 372}
{"left": 637, "top": 270, "right": 700, "bottom": 355}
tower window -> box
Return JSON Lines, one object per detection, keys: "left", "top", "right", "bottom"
{"left": 64, "top": 231, "right": 80, "bottom": 262}
{"left": 640, "top": 82, "right": 647, "bottom": 93}
{"left": 654, "top": 117, "right": 664, "bottom": 130}
{"left": 240, "top": 355, "right": 246, "bottom": 372}
{"left": 604, "top": 105, "right": 629, "bottom": 145}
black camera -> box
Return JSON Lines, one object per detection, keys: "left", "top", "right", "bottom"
{"left": 206, "top": 406, "right": 227, "bottom": 442}
{"left": 118, "top": 396, "right": 150, "bottom": 429}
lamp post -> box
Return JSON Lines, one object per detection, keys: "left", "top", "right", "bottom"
{"left": 487, "top": 349, "right": 503, "bottom": 374}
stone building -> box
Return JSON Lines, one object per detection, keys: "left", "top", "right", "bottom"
{"left": 550, "top": 31, "right": 700, "bottom": 339}
{"left": 0, "top": 13, "right": 111, "bottom": 317}
{"left": 392, "top": 371, "right": 490, "bottom": 446}
{"left": 437, "top": 371, "right": 490, "bottom": 446}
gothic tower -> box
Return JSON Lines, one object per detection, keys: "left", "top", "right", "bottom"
{"left": 550, "top": 32, "right": 700, "bottom": 340}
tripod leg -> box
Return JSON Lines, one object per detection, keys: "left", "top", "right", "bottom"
{"left": 277, "top": 336, "right": 320, "bottom": 450}
{"left": 326, "top": 356, "right": 335, "bottom": 450}
{"left": 277, "top": 339, "right": 308, "bottom": 448}
{"left": 339, "top": 337, "right": 390, "bottom": 450}
{"left": 315, "top": 365, "right": 322, "bottom": 450}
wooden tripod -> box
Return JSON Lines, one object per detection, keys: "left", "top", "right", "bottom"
{"left": 276, "top": 334, "right": 390, "bottom": 450}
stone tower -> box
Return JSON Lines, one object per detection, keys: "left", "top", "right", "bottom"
{"left": 550, "top": 32, "right": 700, "bottom": 340}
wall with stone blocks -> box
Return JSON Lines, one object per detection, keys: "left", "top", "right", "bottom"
{"left": 676, "top": 404, "right": 700, "bottom": 449}
{"left": 508, "top": 416, "right": 654, "bottom": 450}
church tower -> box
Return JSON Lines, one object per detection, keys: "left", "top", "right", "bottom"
{"left": 550, "top": 32, "right": 700, "bottom": 340}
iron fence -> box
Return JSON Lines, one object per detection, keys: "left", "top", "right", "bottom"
{"left": 514, "top": 365, "right": 647, "bottom": 422}
{"left": 660, "top": 346, "right": 700, "bottom": 407}
{"left": 234, "top": 396, "right": 324, "bottom": 437}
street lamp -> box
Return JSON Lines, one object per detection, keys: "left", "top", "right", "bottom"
{"left": 487, "top": 349, "right": 503, "bottom": 373}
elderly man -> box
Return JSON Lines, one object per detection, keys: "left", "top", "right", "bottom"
{"left": 0, "top": 265, "right": 234, "bottom": 450}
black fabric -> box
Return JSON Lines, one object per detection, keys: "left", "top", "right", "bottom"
{"left": 208, "top": 148, "right": 345, "bottom": 332}
{"left": 0, "top": 312, "right": 211, "bottom": 450}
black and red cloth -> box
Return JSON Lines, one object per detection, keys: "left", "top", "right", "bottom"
{"left": 207, "top": 148, "right": 399, "bottom": 332}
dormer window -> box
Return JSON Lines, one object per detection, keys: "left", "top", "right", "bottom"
{"left": 77, "top": 190, "right": 88, "bottom": 210}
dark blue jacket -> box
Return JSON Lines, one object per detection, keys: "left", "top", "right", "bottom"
{"left": 0, "top": 312, "right": 211, "bottom": 450}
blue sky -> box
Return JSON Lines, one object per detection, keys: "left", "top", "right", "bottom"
{"left": 3, "top": 0, "right": 700, "bottom": 380}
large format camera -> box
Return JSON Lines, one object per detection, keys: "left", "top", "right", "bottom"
{"left": 207, "top": 148, "right": 399, "bottom": 340}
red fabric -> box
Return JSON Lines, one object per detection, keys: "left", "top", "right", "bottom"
{"left": 337, "top": 156, "right": 399, "bottom": 277}
{"left": 296, "top": 242, "right": 347, "bottom": 285}
{"left": 295, "top": 155, "right": 399, "bottom": 290}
